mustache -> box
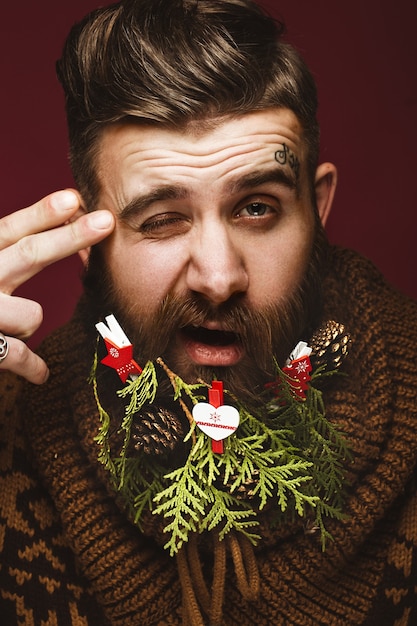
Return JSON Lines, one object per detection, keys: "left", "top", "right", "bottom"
{"left": 117, "top": 289, "right": 307, "bottom": 375}
{"left": 153, "top": 295, "right": 272, "bottom": 360}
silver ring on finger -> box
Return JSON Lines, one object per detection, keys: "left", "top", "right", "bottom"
{"left": 0, "top": 332, "right": 9, "bottom": 363}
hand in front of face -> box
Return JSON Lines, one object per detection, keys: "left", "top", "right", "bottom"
{"left": 0, "top": 190, "right": 115, "bottom": 384}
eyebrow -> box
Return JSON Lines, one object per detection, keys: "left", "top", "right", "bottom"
{"left": 119, "top": 166, "right": 297, "bottom": 222}
{"left": 120, "top": 185, "right": 188, "bottom": 221}
{"left": 228, "top": 168, "right": 297, "bottom": 195}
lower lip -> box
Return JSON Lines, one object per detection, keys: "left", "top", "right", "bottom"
{"left": 180, "top": 335, "right": 245, "bottom": 367}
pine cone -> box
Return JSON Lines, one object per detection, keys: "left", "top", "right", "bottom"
{"left": 309, "top": 320, "right": 350, "bottom": 370}
{"left": 218, "top": 453, "right": 260, "bottom": 501}
{"left": 225, "top": 470, "right": 260, "bottom": 500}
{"left": 130, "top": 406, "right": 183, "bottom": 456}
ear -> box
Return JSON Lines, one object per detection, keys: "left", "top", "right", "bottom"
{"left": 314, "top": 162, "right": 337, "bottom": 227}
{"left": 78, "top": 246, "right": 90, "bottom": 267}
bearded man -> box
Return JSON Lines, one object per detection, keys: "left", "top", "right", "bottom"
{"left": 1, "top": 1, "right": 417, "bottom": 625}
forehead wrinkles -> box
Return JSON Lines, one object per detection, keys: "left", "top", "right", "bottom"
{"left": 96, "top": 112, "right": 307, "bottom": 201}
{"left": 154, "top": 124, "right": 296, "bottom": 153}
{"left": 133, "top": 147, "right": 279, "bottom": 185}
{"left": 102, "top": 119, "right": 302, "bottom": 160}
{"left": 128, "top": 139, "right": 302, "bottom": 192}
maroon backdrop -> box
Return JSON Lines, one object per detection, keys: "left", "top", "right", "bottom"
{"left": 1, "top": 1, "right": 416, "bottom": 346}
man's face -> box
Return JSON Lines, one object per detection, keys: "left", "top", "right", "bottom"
{"left": 89, "top": 108, "right": 330, "bottom": 396}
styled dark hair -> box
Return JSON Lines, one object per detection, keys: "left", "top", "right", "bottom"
{"left": 57, "top": 0, "right": 320, "bottom": 208}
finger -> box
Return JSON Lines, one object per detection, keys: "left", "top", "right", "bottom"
{"left": 0, "top": 292, "right": 43, "bottom": 340}
{"left": 0, "top": 207, "right": 114, "bottom": 293}
{"left": 0, "top": 336, "right": 49, "bottom": 385}
{"left": 0, "top": 189, "right": 84, "bottom": 249}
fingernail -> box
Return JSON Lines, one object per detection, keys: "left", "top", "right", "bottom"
{"left": 50, "top": 190, "right": 78, "bottom": 211}
{"left": 88, "top": 210, "right": 114, "bottom": 230}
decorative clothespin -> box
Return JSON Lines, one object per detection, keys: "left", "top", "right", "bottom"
{"left": 265, "top": 341, "right": 313, "bottom": 400}
{"left": 283, "top": 341, "right": 312, "bottom": 399}
{"left": 95, "top": 314, "right": 142, "bottom": 383}
{"left": 192, "top": 381, "right": 240, "bottom": 453}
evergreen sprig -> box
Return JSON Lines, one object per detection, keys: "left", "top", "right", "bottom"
{"left": 93, "top": 355, "right": 350, "bottom": 556}
{"left": 90, "top": 350, "right": 114, "bottom": 473}
{"left": 153, "top": 429, "right": 261, "bottom": 554}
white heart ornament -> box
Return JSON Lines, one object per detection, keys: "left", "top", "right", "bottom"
{"left": 192, "top": 403, "right": 240, "bottom": 441}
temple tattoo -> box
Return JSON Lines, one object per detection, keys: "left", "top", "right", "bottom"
{"left": 274, "top": 143, "right": 300, "bottom": 182}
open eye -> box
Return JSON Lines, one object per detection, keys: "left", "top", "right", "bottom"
{"left": 239, "top": 202, "right": 269, "bottom": 217}
{"left": 235, "top": 200, "right": 278, "bottom": 219}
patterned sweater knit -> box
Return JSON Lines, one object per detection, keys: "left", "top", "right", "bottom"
{"left": 1, "top": 247, "right": 417, "bottom": 626}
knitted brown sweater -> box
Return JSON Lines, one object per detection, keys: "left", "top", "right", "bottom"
{"left": 1, "top": 247, "right": 417, "bottom": 625}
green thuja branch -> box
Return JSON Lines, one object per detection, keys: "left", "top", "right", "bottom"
{"left": 201, "top": 488, "right": 260, "bottom": 543}
{"left": 90, "top": 350, "right": 115, "bottom": 474}
{"left": 153, "top": 454, "right": 208, "bottom": 554}
{"left": 153, "top": 430, "right": 260, "bottom": 555}
{"left": 115, "top": 361, "right": 158, "bottom": 487}
{"left": 117, "top": 360, "right": 158, "bottom": 416}
{"left": 113, "top": 455, "right": 166, "bottom": 524}
{"left": 92, "top": 350, "right": 350, "bottom": 556}
{"left": 263, "top": 364, "right": 350, "bottom": 545}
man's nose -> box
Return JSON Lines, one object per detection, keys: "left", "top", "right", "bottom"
{"left": 186, "top": 222, "right": 249, "bottom": 304}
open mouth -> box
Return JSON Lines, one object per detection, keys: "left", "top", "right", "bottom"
{"left": 181, "top": 325, "right": 239, "bottom": 347}
{"left": 179, "top": 325, "right": 244, "bottom": 367}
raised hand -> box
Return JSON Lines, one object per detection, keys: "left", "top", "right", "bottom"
{"left": 0, "top": 189, "right": 114, "bottom": 383}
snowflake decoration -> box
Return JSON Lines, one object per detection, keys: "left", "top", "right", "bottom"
{"left": 210, "top": 410, "right": 222, "bottom": 424}
{"left": 295, "top": 360, "right": 309, "bottom": 374}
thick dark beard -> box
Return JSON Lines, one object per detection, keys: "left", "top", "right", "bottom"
{"left": 83, "top": 216, "right": 329, "bottom": 407}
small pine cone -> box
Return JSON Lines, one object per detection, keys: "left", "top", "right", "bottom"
{"left": 309, "top": 320, "right": 350, "bottom": 370}
{"left": 220, "top": 464, "right": 260, "bottom": 501}
{"left": 130, "top": 406, "right": 183, "bottom": 456}
{"left": 229, "top": 471, "right": 260, "bottom": 500}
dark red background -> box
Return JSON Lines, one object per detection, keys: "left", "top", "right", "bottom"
{"left": 1, "top": 1, "right": 416, "bottom": 346}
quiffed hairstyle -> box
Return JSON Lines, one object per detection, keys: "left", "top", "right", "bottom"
{"left": 57, "top": 0, "right": 320, "bottom": 209}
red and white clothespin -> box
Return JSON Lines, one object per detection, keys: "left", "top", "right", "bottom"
{"left": 192, "top": 381, "right": 240, "bottom": 453}
{"left": 283, "top": 341, "right": 312, "bottom": 399}
{"left": 95, "top": 314, "right": 142, "bottom": 383}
